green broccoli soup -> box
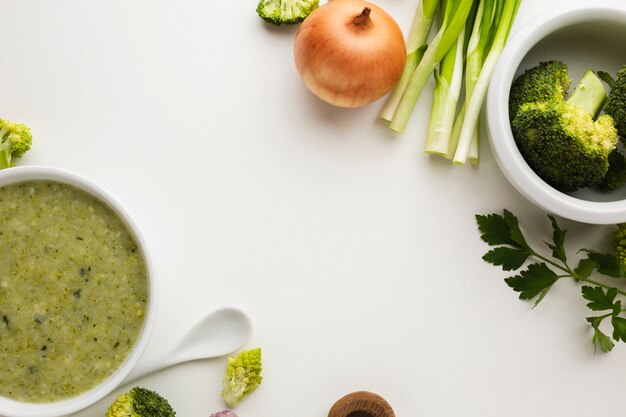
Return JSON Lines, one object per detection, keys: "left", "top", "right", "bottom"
{"left": 0, "top": 180, "right": 148, "bottom": 402}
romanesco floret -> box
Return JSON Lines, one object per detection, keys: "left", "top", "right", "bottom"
{"left": 221, "top": 347, "right": 262, "bottom": 408}
{"left": 509, "top": 60, "right": 571, "bottom": 122}
{"left": 0, "top": 119, "right": 32, "bottom": 169}
{"left": 105, "top": 386, "right": 176, "bottom": 417}
{"left": 256, "top": 0, "right": 319, "bottom": 25}
{"left": 613, "top": 223, "right": 626, "bottom": 271}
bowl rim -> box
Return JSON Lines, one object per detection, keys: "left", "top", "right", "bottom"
{"left": 487, "top": 0, "right": 626, "bottom": 224}
{"left": 0, "top": 165, "right": 157, "bottom": 417}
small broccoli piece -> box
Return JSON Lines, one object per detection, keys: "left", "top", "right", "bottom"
{"left": 598, "top": 149, "right": 626, "bottom": 191}
{"left": 105, "top": 386, "right": 176, "bottom": 417}
{"left": 604, "top": 66, "right": 626, "bottom": 143}
{"left": 512, "top": 70, "right": 618, "bottom": 192}
{"left": 256, "top": 0, "right": 319, "bottom": 25}
{"left": 221, "top": 348, "right": 262, "bottom": 408}
{"left": 613, "top": 223, "right": 626, "bottom": 271}
{"left": 0, "top": 119, "right": 32, "bottom": 169}
{"left": 509, "top": 60, "right": 571, "bottom": 122}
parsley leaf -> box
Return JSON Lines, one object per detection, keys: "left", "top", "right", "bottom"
{"left": 580, "top": 250, "right": 623, "bottom": 278}
{"left": 593, "top": 327, "right": 615, "bottom": 353}
{"left": 477, "top": 210, "right": 626, "bottom": 353}
{"left": 545, "top": 214, "right": 567, "bottom": 263}
{"left": 611, "top": 316, "right": 626, "bottom": 342}
{"left": 504, "top": 263, "right": 559, "bottom": 301}
{"left": 533, "top": 287, "right": 550, "bottom": 308}
{"left": 503, "top": 209, "right": 530, "bottom": 249}
{"left": 482, "top": 247, "right": 532, "bottom": 271}
{"left": 476, "top": 210, "right": 529, "bottom": 249}
{"left": 581, "top": 286, "right": 618, "bottom": 311}
{"left": 574, "top": 258, "right": 596, "bottom": 280}
{"left": 586, "top": 316, "right": 615, "bottom": 353}
{"left": 586, "top": 316, "right": 603, "bottom": 328}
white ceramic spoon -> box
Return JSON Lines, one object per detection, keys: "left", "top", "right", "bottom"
{"left": 122, "top": 307, "right": 253, "bottom": 385}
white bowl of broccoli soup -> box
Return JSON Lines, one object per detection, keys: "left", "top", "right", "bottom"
{"left": 487, "top": 0, "right": 626, "bottom": 224}
{"left": 0, "top": 166, "right": 157, "bottom": 417}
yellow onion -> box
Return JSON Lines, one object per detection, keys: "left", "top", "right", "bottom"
{"left": 294, "top": 0, "right": 406, "bottom": 108}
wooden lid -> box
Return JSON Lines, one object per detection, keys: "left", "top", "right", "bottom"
{"left": 328, "top": 391, "right": 395, "bottom": 417}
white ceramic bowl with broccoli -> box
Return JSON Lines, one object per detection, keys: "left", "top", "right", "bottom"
{"left": 487, "top": 0, "right": 626, "bottom": 224}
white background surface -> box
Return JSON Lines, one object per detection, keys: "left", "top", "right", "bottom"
{"left": 1, "top": 1, "right": 625, "bottom": 416}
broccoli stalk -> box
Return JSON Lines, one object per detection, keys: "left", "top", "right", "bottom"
{"left": 105, "top": 386, "right": 176, "bottom": 417}
{"left": 567, "top": 70, "right": 608, "bottom": 118}
{"left": 0, "top": 119, "right": 32, "bottom": 169}
{"left": 221, "top": 348, "right": 263, "bottom": 408}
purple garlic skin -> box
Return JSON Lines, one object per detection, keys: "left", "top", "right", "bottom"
{"left": 209, "top": 411, "right": 239, "bottom": 417}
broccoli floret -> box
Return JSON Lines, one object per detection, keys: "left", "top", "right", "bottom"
{"left": 598, "top": 149, "right": 626, "bottom": 191}
{"left": 256, "top": 0, "right": 319, "bottom": 25}
{"left": 509, "top": 61, "right": 571, "bottom": 122}
{"left": 614, "top": 224, "right": 626, "bottom": 271}
{"left": 511, "top": 70, "right": 618, "bottom": 192}
{"left": 105, "top": 386, "right": 176, "bottom": 417}
{"left": 221, "top": 348, "right": 262, "bottom": 408}
{"left": 604, "top": 66, "right": 626, "bottom": 143}
{"left": 0, "top": 119, "right": 32, "bottom": 169}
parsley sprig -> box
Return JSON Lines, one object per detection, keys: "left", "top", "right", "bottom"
{"left": 476, "top": 209, "right": 626, "bottom": 353}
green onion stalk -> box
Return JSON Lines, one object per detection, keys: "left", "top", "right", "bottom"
{"left": 389, "top": 0, "right": 476, "bottom": 134}
{"left": 442, "top": 1, "right": 480, "bottom": 160}
{"left": 463, "top": 0, "right": 499, "bottom": 164}
{"left": 446, "top": 0, "right": 505, "bottom": 163}
{"left": 379, "top": 0, "right": 439, "bottom": 122}
{"left": 424, "top": 13, "right": 465, "bottom": 155}
{"left": 453, "top": 0, "right": 521, "bottom": 165}
{"left": 445, "top": 101, "right": 465, "bottom": 160}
